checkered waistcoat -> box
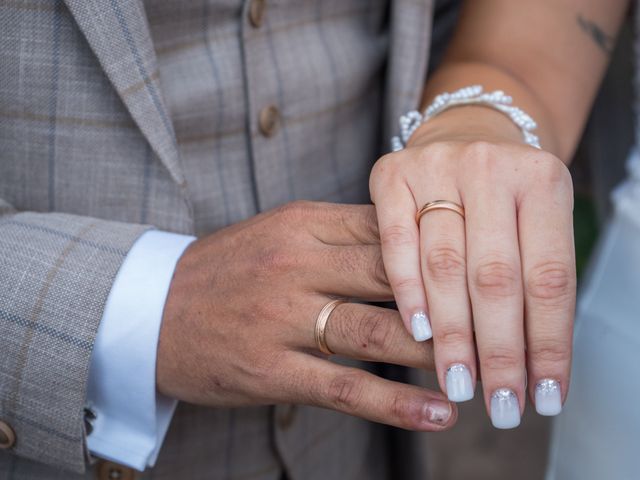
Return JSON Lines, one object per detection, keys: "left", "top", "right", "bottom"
{"left": 0, "top": 0, "right": 435, "bottom": 478}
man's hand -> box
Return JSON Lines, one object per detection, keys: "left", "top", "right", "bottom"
{"left": 157, "top": 201, "right": 457, "bottom": 431}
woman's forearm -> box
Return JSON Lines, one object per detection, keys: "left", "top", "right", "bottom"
{"left": 371, "top": 0, "right": 628, "bottom": 431}
{"left": 418, "top": 61, "right": 563, "bottom": 160}
{"left": 420, "top": 0, "right": 629, "bottom": 164}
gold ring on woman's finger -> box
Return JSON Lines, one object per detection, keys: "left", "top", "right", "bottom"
{"left": 416, "top": 200, "right": 465, "bottom": 224}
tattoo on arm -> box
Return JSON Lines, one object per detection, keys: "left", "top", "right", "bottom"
{"left": 577, "top": 14, "right": 614, "bottom": 54}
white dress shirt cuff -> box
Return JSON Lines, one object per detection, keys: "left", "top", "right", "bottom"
{"left": 86, "top": 230, "right": 196, "bottom": 471}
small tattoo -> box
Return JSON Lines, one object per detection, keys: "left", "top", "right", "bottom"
{"left": 577, "top": 14, "right": 614, "bottom": 54}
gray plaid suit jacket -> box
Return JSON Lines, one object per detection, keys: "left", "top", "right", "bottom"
{"left": 0, "top": 0, "right": 439, "bottom": 478}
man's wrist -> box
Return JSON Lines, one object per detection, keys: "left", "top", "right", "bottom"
{"left": 156, "top": 235, "right": 204, "bottom": 400}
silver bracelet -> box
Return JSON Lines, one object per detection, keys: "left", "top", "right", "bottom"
{"left": 390, "top": 85, "right": 541, "bottom": 152}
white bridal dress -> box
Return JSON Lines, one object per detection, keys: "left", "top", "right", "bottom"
{"left": 546, "top": 147, "right": 640, "bottom": 477}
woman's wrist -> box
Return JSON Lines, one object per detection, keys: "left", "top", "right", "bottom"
{"left": 415, "top": 61, "right": 567, "bottom": 159}
{"left": 405, "top": 104, "right": 527, "bottom": 149}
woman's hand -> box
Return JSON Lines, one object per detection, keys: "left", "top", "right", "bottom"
{"left": 370, "top": 106, "right": 576, "bottom": 428}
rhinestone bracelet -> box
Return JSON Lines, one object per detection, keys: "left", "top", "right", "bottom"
{"left": 390, "top": 85, "right": 541, "bottom": 152}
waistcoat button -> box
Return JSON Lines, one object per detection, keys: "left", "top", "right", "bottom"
{"left": 0, "top": 421, "right": 16, "bottom": 449}
{"left": 259, "top": 105, "right": 281, "bottom": 137}
{"left": 249, "top": 0, "right": 266, "bottom": 28}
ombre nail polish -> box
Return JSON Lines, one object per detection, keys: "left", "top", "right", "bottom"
{"left": 491, "top": 388, "right": 520, "bottom": 429}
{"left": 411, "top": 312, "right": 432, "bottom": 342}
{"left": 535, "top": 379, "right": 562, "bottom": 416}
{"left": 445, "top": 364, "right": 474, "bottom": 402}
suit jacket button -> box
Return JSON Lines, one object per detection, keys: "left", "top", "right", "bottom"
{"left": 0, "top": 421, "right": 16, "bottom": 449}
{"left": 96, "top": 460, "right": 136, "bottom": 480}
{"left": 248, "top": 0, "right": 266, "bottom": 28}
{"left": 258, "top": 105, "right": 281, "bottom": 137}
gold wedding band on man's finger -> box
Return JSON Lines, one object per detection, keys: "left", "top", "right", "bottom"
{"left": 314, "top": 299, "right": 346, "bottom": 355}
{"left": 312, "top": 300, "right": 435, "bottom": 370}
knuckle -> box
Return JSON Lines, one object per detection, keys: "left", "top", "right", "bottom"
{"left": 380, "top": 224, "right": 418, "bottom": 249}
{"left": 482, "top": 349, "right": 522, "bottom": 372}
{"left": 415, "top": 144, "right": 455, "bottom": 177}
{"left": 277, "top": 200, "right": 315, "bottom": 221}
{"left": 418, "top": 141, "right": 451, "bottom": 159}
{"left": 528, "top": 339, "right": 571, "bottom": 364}
{"left": 252, "top": 351, "right": 282, "bottom": 383}
{"left": 334, "top": 248, "right": 360, "bottom": 275}
{"left": 556, "top": 164, "right": 574, "bottom": 189}
{"left": 372, "top": 153, "right": 399, "bottom": 177}
{"left": 329, "top": 307, "right": 356, "bottom": 346}
{"left": 526, "top": 261, "right": 575, "bottom": 303}
{"left": 534, "top": 152, "right": 571, "bottom": 185}
{"left": 435, "top": 325, "right": 472, "bottom": 347}
{"left": 364, "top": 205, "right": 380, "bottom": 239}
{"left": 374, "top": 252, "right": 391, "bottom": 290}
{"left": 370, "top": 154, "right": 400, "bottom": 193}
{"left": 426, "top": 245, "right": 466, "bottom": 283}
{"left": 358, "top": 311, "right": 393, "bottom": 352}
{"left": 390, "top": 392, "right": 420, "bottom": 427}
{"left": 462, "top": 141, "right": 499, "bottom": 171}
{"left": 393, "top": 276, "right": 424, "bottom": 293}
{"left": 326, "top": 371, "right": 366, "bottom": 411}
{"left": 473, "top": 258, "right": 520, "bottom": 299}
{"left": 466, "top": 140, "right": 496, "bottom": 158}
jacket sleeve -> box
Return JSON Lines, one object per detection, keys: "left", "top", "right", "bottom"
{"left": 0, "top": 197, "right": 151, "bottom": 473}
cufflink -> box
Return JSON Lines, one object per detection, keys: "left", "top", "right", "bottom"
{"left": 84, "top": 407, "right": 97, "bottom": 436}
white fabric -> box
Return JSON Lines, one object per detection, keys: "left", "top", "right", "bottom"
{"left": 546, "top": 150, "right": 640, "bottom": 480}
{"left": 612, "top": 147, "right": 640, "bottom": 228}
{"left": 86, "top": 230, "right": 196, "bottom": 471}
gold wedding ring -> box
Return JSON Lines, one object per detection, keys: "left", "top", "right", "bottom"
{"left": 416, "top": 200, "right": 465, "bottom": 224}
{"left": 314, "top": 299, "right": 345, "bottom": 355}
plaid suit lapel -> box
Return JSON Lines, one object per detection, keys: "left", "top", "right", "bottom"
{"left": 62, "top": 0, "right": 185, "bottom": 186}
{"left": 384, "top": 0, "right": 435, "bottom": 144}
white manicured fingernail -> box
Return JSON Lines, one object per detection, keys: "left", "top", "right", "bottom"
{"left": 446, "top": 364, "right": 474, "bottom": 402}
{"left": 535, "top": 379, "right": 562, "bottom": 416}
{"left": 491, "top": 388, "right": 520, "bottom": 429}
{"left": 411, "top": 312, "right": 432, "bottom": 342}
